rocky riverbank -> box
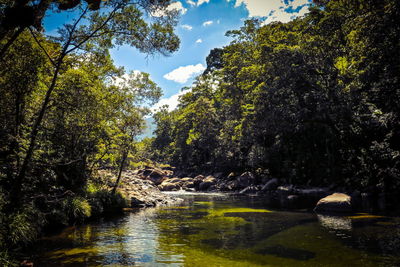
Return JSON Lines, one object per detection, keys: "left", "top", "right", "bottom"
{"left": 125, "top": 165, "right": 393, "bottom": 214}
{"left": 98, "top": 170, "right": 182, "bottom": 208}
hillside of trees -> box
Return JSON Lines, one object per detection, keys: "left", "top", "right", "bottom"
{"left": 150, "top": 0, "right": 400, "bottom": 199}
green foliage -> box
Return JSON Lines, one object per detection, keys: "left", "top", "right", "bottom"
{"left": 0, "top": 0, "right": 178, "bottom": 262}
{"left": 64, "top": 197, "right": 92, "bottom": 223}
{"left": 151, "top": 0, "right": 400, "bottom": 195}
{"left": 0, "top": 250, "right": 17, "bottom": 267}
{"left": 88, "top": 189, "right": 127, "bottom": 216}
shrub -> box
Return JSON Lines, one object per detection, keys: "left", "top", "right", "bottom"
{"left": 64, "top": 197, "right": 92, "bottom": 223}
{"left": 88, "top": 189, "right": 127, "bottom": 217}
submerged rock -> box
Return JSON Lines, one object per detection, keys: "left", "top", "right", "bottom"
{"left": 314, "top": 193, "right": 352, "bottom": 213}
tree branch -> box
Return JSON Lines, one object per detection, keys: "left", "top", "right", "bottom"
{"left": 28, "top": 27, "right": 56, "bottom": 66}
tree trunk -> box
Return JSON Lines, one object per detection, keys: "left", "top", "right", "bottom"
{"left": 112, "top": 151, "right": 128, "bottom": 195}
{"left": 11, "top": 59, "right": 63, "bottom": 204}
{"left": 0, "top": 27, "right": 25, "bottom": 60}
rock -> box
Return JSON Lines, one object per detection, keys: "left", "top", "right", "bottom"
{"left": 314, "top": 193, "right": 352, "bottom": 213}
{"left": 236, "top": 172, "right": 256, "bottom": 189}
{"left": 193, "top": 175, "right": 205, "bottom": 190}
{"left": 20, "top": 260, "right": 34, "bottom": 267}
{"left": 199, "top": 176, "right": 217, "bottom": 191}
{"left": 98, "top": 170, "right": 181, "bottom": 208}
{"left": 161, "top": 165, "right": 175, "bottom": 171}
{"left": 261, "top": 178, "right": 278, "bottom": 191}
{"left": 227, "top": 172, "right": 237, "bottom": 180}
{"left": 181, "top": 177, "right": 195, "bottom": 189}
{"left": 277, "top": 185, "right": 294, "bottom": 195}
{"left": 239, "top": 185, "right": 259, "bottom": 195}
{"left": 137, "top": 167, "right": 173, "bottom": 185}
{"left": 213, "top": 172, "right": 224, "bottom": 179}
{"left": 131, "top": 197, "right": 147, "bottom": 207}
{"left": 158, "top": 178, "right": 182, "bottom": 191}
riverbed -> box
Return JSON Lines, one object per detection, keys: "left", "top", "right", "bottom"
{"left": 33, "top": 192, "right": 400, "bottom": 266}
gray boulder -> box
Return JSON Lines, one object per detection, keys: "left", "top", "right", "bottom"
{"left": 314, "top": 193, "right": 352, "bottom": 213}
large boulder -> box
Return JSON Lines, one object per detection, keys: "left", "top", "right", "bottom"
{"left": 181, "top": 177, "right": 195, "bottom": 189}
{"left": 199, "top": 175, "right": 217, "bottom": 191}
{"left": 158, "top": 178, "right": 182, "bottom": 191}
{"left": 314, "top": 193, "right": 352, "bottom": 213}
{"left": 193, "top": 175, "right": 205, "bottom": 190}
{"left": 137, "top": 167, "right": 172, "bottom": 185}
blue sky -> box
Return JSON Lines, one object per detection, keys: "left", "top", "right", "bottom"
{"left": 44, "top": 0, "right": 311, "bottom": 113}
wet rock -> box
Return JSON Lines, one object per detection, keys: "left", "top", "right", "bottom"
{"left": 277, "top": 185, "right": 295, "bottom": 195}
{"left": 199, "top": 176, "right": 217, "bottom": 191}
{"left": 237, "top": 172, "right": 256, "bottom": 189}
{"left": 158, "top": 178, "right": 182, "bottom": 191}
{"left": 181, "top": 177, "right": 195, "bottom": 189}
{"left": 227, "top": 172, "right": 237, "bottom": 180}
{"left": 193, "top": 175, "right": 205, "bottom": 190}
{"left": 261, "top": 178, "right": 278, "bottom": 192}
{"left": 20, "top": 260, "right": 34, "bottom": 267}
{"left": 314, "top": 193, "right": 352, "bottom": 213}
{"left": 98, "top": 170, "right": 181, "bottom": 208}
{"left": 239, "top": 185, "right": 260, "bottom": 195}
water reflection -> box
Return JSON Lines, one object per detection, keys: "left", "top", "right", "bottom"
{"left": 34, "top": 194, "right": 400, "bottom": 266}
{"left": 317, "top": 214, "right": 352, "bottom": 231}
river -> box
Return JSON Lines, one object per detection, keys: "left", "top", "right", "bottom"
{"left": 32, "top": 192, "right": 400, "bottom": 266}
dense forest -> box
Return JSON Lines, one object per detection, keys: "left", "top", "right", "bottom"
{"left": 151, "top": 0, "right": 399, "bottom": 199}
{"left": 0, "top": 0, "right": 180, "bottom": 265}
{"left": 0, "top": 0, "right": 399, "bottom": 265}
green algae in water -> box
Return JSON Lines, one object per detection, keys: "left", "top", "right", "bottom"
{"left": 32, "top": 194, "right": 400, "bottom": 266}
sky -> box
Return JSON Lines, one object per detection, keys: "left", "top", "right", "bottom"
{"left": 44, "top": 0, "right": 312, "bottom": 113}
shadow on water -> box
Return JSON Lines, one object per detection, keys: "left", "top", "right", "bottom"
{"left": 30, "top": 193, "right": 400, "bottom": 266}
{"left": 255, "top": 245, "right": 316, "bottom": 261}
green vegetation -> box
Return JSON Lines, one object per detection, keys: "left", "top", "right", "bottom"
{"left": 151, "top": 0, "right": 400, "bottom": 200}
{"left": 0, "top": 0, "right": 180, "bottom": 264}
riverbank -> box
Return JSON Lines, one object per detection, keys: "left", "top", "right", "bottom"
{"left": 131, "top": 165, "right": 399, "bottom": 215}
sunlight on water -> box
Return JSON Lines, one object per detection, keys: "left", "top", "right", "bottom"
{"left": 34, "top": 194, "right": 400, "bottom": 266}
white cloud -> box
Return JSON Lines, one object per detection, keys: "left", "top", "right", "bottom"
{"left": 152, "top": 89, "right": 191, "bottom": 112}
{"left": 152, "top": 1, "right": 187, "bottom": 17}
{"left": 196, "top": 38, "right": 203, "bottom": 43}
{"left": 163, "top": 64, "right": 206, "bottom": 84}
{"left": 202, "top": 20, "right": 213, "bottom": 26}
{"left": 233, "top": 0, "right": 311, "bottom": 24}
{"left": 197, "top": 0, "right": 210, "bottom": 6}
{"left": 187, "top": 0, "right": 196, "bottom": 6}
{"left": 187, "top": 0, "right": 210, "bottom": 6}
{"left": 181, "top": 24, "right": 193, "bottom": 30}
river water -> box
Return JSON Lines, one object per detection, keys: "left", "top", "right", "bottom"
{"left": 34, "top": 192, "right": 400, "bottom": 266}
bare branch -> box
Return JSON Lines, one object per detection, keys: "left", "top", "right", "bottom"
{"left": 66, "top": 5, "right": 121, "bottom": 54}
{"left": 28, "top": 27, "right": 56, "bottom": 66}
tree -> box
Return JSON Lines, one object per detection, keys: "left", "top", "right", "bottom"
{"left": 3, "top": 0, "right": 180, "bottom": 203}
